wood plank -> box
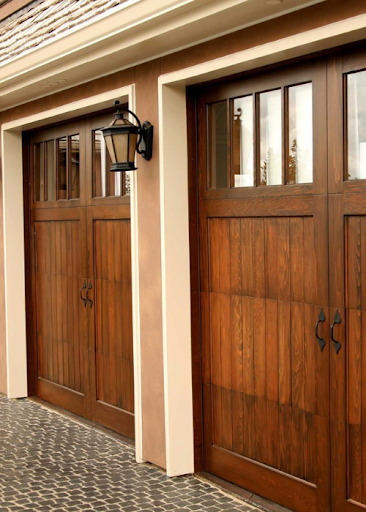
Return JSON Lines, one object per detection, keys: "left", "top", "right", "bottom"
{"left": 265, "top": 219, "right": 278, "bottom": 300}
{"left": 252, "top": 218, "right": 265, "bottom": 298}
{"left": 205, "top": 196, "right": 314, "bottom": 218}
{"left": 291, "top": 302, "right": 305, "bottom": 410}
{"left": 242, "top": 296, "right": 254, "bottom": 396}
{"left": 229, "top": 219, "right": 242, "bottom": 295}
{"left": 209, "top": 219, "right": 220, "bottom": 293}
{"left": 348, "top": 309, "right": 362, "bottom": 426}
{"left": 277, "top": 219, "right": 290, "bottom": 302}
{"left": 347, "top": 217, "right": 362, "bottom": 310}
{"left": 219, "top": 218, "right": 231, "bottom": 293}
{"left": 304, "top": 217, "right": 316, "bottom": 306}
{"left": 278, "top": 301, "right": 291, "bottom": 405}
{"left": 290, "top": 218, "right": 304, "bottom": 303}
{"left": 241, "top": 219, "right": 253, "bottom": 296}
{"left": 349, "top": 424, "right": 363, "bottom": 503}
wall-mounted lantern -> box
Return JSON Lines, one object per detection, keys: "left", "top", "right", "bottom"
{"left": 101, "top": 100, "right": 153, "bottom": 172}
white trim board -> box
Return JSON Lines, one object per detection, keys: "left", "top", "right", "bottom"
{"left": 158, "top": 13, "right": 366, "bottom": 477}
{"left": 1, "top": 85, "right": 144, "bottom": 464}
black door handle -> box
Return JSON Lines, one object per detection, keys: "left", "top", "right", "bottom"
{"left": 80, "top": 281, "right": 87, "bottom": 308}
{"left": 86, "top": 281, "right": 93, "bottom": 309}
{"left": 315, "top": 308, "right": 326, "bottom": 351}
{"left": 331, "top": 310, "right": 341, "bottom": 354}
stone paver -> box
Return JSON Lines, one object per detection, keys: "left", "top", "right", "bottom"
{"left": 0, "top": 396, "right": 261, "bottom": 511}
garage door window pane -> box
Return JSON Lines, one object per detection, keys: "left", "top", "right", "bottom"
{"left": 347, "top": 71, "right": 366, "bottom": 180}
{"left": 207, "top": 102, "right": 228, "bottom": 189}
{"left": 70, "top": 135, "right": 80, "bottom": 199}
{"left": 34, "top": 142, "right": 44, "bottom": 202}
{"left": 233, "top": 96, "right": 254, "bottom": 187}
{"left": 57, "top": 137, "right": 67, "bottom": 200}
{"left": 46, "top": 140, "right": 55, "bottom": 201}
{"left": 287, "top": 83, "right": 313, "bottom": 184}
{"left": 259, "top": 89, "right": 282, "bottom": 186}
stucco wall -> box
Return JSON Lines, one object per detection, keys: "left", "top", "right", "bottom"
{"left": 0, "top": 0, "right": 366, "bottom": 467}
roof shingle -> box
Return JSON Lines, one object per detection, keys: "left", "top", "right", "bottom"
{"left": 0, "top": 0, "right": 122, "bottom": 66}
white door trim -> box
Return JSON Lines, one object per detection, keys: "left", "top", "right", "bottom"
{"left": 1, "top": 84, "right": 144, "bottom": 463}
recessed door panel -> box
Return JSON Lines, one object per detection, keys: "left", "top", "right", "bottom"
{"left": 33, "top": 209, "right": 89, "bottom": 417}
{"left": 87, "top": 206, "right": 134, "bottom": 439}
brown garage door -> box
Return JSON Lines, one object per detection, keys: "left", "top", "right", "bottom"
{"left": 25, "top": 112, "right": 134, "bottom": 439}
{"left": 196, "top": 45, "right": 366, "bottom": 512}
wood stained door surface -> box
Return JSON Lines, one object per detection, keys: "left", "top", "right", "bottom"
{"left": 26, "top": 113, "right": 134, "bottom": 439}
{"left": 195, "top": 50, "right": 366, "bottom": 511}
{"left": 327, "top": 48, "right": 366, "bottom": 512}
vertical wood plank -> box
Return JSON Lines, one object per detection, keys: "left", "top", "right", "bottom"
{"left": 277, "top": 219, "right": 290, "bottom": 302}
{"left": 252, "top": 218, "right": 265, "bottom": 298}
{"left": 348, "top": 217, "right": 362, "bottom": 310}
{"left": 241, "top": 219, "right": 253, "bottom": 296}
{"left": 278, "top": 301, "right": 291, "bottom": 405}
{"left": 291, "top": 302, "right": 305, "bottom": 410}
{"left": 290, "top": 218, "right": 304, "bottom": 303}
{"left": 230, "top": 219, "right": 242, "bottom": 296}
{"left": 265, "top": 219, "right": 278, "bottom": 300}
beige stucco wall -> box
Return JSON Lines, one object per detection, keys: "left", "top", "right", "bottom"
{"left": 1, "top": 0, "right": 366, "bottom": 467}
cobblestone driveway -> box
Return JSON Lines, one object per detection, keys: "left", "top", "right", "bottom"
{"left": 0, "top": 396, "right": 262, "bottom": 512}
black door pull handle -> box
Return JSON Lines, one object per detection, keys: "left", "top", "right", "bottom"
{"left": 331, "top": 310, "right": 341, "bottom": 354}
{"left": 80, "top": 281, "right": 87, "bottom": 308}
{"left": 315, "top": 308, "right": 326, "bottom": 351}
{"left": 86, "top": 281, "right": 93, "bottom": 309}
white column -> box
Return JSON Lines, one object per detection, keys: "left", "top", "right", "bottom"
{"left": 159, "top": 82, "right": 194, "bottom": 477}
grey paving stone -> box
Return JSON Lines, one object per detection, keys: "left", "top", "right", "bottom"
{"left": 0, "top": 395, "right": 261, "bottom": 511}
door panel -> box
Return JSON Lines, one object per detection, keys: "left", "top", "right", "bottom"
{"left": 203, "top": 211, "right": 329, "bottom": 510}
{"left": 87, "top": 205, "right": 134, "bottom": 439}
{"left": 33, "top": 208, "right": 89, "bottom": 417}
{"left": 328, "top": 48, "right": 366, "bottom": 512}
{"left": 198, "top": 60, "right": 330, "bottom": 511}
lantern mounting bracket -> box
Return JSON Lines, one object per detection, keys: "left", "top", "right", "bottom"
{"left": 114, "top": 101, "right": 153, "bottom": 161}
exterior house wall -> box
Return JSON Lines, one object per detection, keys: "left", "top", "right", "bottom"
{"left": 1, "top": 0, "right": 366, "bottom": 471}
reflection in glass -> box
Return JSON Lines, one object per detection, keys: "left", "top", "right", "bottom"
{"left": 233, "top": 96, "right": 254, "bottom": 187}
{"left": 46, "top": 140, "right": 55, "bottom": 201}
{"left": 70, "top": 135, "right": 80, "bottom": 199}
{"left": 287, "top": 83, "right": 313, "bottom": 184}
{"left": 207, "top": 102, "right": 228, "bottom": 189}
{"left": 259, "top": 90, "right": 282, "bottom": 186}
{"left": 348, "top": 71, "right": 366, "bottom": 180}
{"left": 125, "top": 173, "right": 131, "bottom": 196}
{"left": 34, "top": 142, "right": 44, "bottom": 202}
{"left": 57, "top": 137, "right": 67, "bottom": 199}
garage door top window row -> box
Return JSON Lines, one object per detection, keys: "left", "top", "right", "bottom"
{"left": 207, "top": 69, "right": 366, "bottom": 189}
{"left": 33, "top": 128, "right": 130, "bottom": 203}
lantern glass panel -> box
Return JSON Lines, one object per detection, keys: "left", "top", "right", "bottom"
{"left": 129, "top": 132, "right": 138, "bottom": 162}
{"left": 104, "top": 134, "right": 116, "bottom": 164}
{"left": 113, "top": 132, "right": 128, "bottom": 163}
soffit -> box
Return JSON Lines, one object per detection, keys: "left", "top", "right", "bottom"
{"left": 0, "top": 0, "right": 325, "bottom": 111}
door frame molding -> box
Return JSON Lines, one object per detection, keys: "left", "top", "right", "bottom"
{"left": 1, "top": 84, "right": 144, "bottom": 463}
{"left": 158, "top": 13, "right": 366, "bottom": 477}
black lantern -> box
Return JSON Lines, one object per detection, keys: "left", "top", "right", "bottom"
{"left": 101, "top": 101, "right": 153, "bottom": 172}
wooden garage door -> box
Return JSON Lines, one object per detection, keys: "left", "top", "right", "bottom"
{"left": 327, "top": 48, "right": 366, "bottom": 512}
{"left": 197, "top": 45, "right": 366, "bottom": 512}
{"left": 26, "top": 113, "right": 134, "bottom": 439}
{"left": 197, "top": 61, "right": 330, "bottom": 511}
